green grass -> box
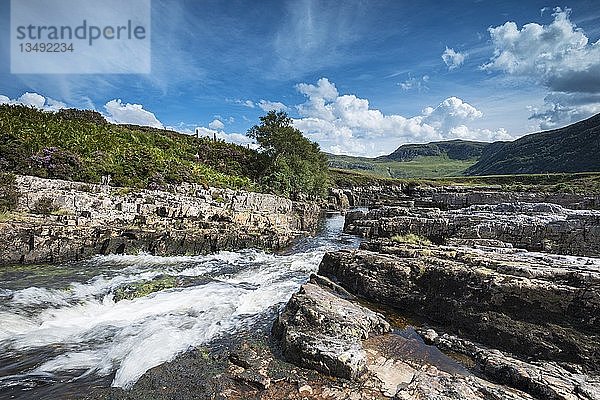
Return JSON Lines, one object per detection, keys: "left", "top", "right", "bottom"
{"left": 328, "top": 154, "right": 477, "bottom": 179}
{"left": 0, "top": 105, "right": 264, "bottom": 191}
{"left": 330, "top": 167, "right": 600, "bottom": 194}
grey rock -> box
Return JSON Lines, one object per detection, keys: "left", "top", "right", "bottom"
{"left": 319, "top": 241, "right": 600, "bottom": 371}
{"left": 0, "top": 175, "right": 321, "bottom": 264}
{"left": 422, "top": 329, "right": 600, "bottom": 400}
{"left": 344, "top": 203, "right": 600, "bottom": 256}
{"left": 272, "top": 274, "right": 391, "bottom": 380}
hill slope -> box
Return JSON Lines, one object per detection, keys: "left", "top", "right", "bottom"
{"left": 380, "top": 139, "right": 489, "bottom": 162}
{"left": 327, "top": 139, "right": 486, "bottom": 179}
{"left": 466, "top": 114, "right": 600, "bottom": 175}
{"left": 0, "top": 105, "right": 263, "bottom": 190}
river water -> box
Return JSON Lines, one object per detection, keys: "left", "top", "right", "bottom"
{"left": 0, "top": 213, "right": 361, "bottom": 399}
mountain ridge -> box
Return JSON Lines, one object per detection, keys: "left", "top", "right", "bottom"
{"left": 466, "top": 113, "right": 600, "bottom": 175}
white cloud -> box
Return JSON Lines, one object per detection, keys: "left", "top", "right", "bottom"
{"left": 421, "top": 96, "right": 483, "bottom": 132}
{"left": 208, "top": 119, "right": 225, "bottom": 130}
{"left": 399, "top": 75, "right": 429, "bottom": 91}
{"left": 103, "top": 99, "right": 164, "bottom": 129}
{"left": 292, "top": 78, "right": 510, "bottom": 156}
{"left": 483, "top": 8, "right": 600, "bottom": 92}
{"left": 257, "top": 100, "right": 289, "bottom": 112}
{"left": 0, "top": 92, "right": 66, "bottom": 111}
{"left": 232, "top": 99, "right": 256, "bottom": 108}
{"left": 528, "top": 92, "right": 600, "bottom": 130}
{"left": 483, "top": 7, "right": 600, "bottom": 129}
{"left": 442, "top": 47, "right": 465, "bottom": 70}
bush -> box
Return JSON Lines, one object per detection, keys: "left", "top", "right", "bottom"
{"left": 0, "top": 104, "right": 266, "bottom": 191}
{"left": 0, "top": 172, "right": 19, "bottom": 212}
{"left": 32, "top": 196, "right": 59, "bottom": 215}
{"left": 247, "top": 111, "right": 329, "bottom": 198}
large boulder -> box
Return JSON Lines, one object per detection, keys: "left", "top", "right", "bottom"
{"left": 272, "top": 274, "right": 390, "bottom": 380}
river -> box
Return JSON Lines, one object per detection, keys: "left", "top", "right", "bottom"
{"left": 0, "top": 212, "right": 361, "bottom": 399}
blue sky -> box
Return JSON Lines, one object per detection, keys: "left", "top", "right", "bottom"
{"left": 1, "top": 0, "right": 600, "bottom": 156}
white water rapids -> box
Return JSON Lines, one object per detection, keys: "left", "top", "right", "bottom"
{"left": 0, "top": 213, "right": 359, "bottom": 395}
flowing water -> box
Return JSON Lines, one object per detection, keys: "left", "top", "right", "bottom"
{"left": 0, "top": 213, "right": 361, "bottom": 399}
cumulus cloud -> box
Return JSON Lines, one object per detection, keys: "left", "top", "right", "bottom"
{"left": 208, "top": 119, "right": 225, "bottom": 130}
{"left": 483, "top": 8, "right": 600, "bottom": 93}
{"left": 103, "top": 99, "right": 164, "bottom": 129}
{"left": 442, "top": 47, "right": 465, "bottom": 70}
{"left": 484, "top": 8, "right": 600, "bottom": 128}
{"left": 292, "top": 78, "right": 510, "bottom": 156}
{"left": 0, "top": 92, "right": 66, "bottom": 111}
{"left": 257, "top": 100, "right": 289, "bottom": 112}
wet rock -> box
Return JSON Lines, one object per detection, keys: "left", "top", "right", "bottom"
{"left": 272, "top": 274, "right": 391, "bottom": 380}
{"left": 319, "top": 241, "right": 600, "bottom": 371}
{"left": 421, "top": 329, "right": 600, "bottom": 400}
{"left": 344, "top": 203, "right": 600, "bottom": 256}
{"left": 113, "top": 275, "right": 178, "bottom": 301}
{"left": 364, "top": 333, "right": 535, "bottom": 400}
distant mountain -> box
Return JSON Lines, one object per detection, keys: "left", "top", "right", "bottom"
{"left": 466, "top": 113, "right": 600, "bottom": 175}
{"left": 326, "top": 139, "right": 483, "bottom": 179}
{"left": 379, "top": 139, "right": 489, "bottom": 162}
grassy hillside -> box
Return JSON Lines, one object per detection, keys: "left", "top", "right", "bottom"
{"left": 328, "top": 153, "right": 477, "bottom": 178}
{"left": 467, "top": 113, "right": 600, "bottom": 175}
{"left": 0, "top": 105, "right": 265, "bottom": 190}
{"left": 327, "top": 139, "right": 487, "bottom": 179}
{"left": 380, "top": 139, "right": 489, "bottom": 162}
{"left": 330, "top": 168, "right": 600, "bottom": 194}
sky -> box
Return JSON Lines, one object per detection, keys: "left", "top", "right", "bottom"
{"left": 1, "top": 0, "right": 600, "bottom": 157}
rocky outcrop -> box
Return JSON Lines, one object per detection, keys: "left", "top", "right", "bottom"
{"left": 272, "top": 274, "right": 390, "bottom": 380}
{"left": 409, "top": 185, "right": 600, "bottom": 210}
{"left": 271, "top": 271, "right": 588, "bottom": 399}
{"left": 0, "top": 175, "right": 321, "bottom": 264}
{"left": 329, "top": 182, "right": 600, "bottom": 211}
{"left": 345, "top": 203, "right": 600, "bottom": 256}
{"left": 319, "top": 240, "right": 600, "bottom": 372}
{"left": 364, "top": 334, "right": 538, "bottom": 400}
{"left": 327, "top": 185, "right": 413, "bottom": 210}
{"left": 421, "top": 329, "right": 600, "bottom": 400}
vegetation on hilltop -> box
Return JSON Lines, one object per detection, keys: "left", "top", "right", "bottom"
{"left": 380, "top": 139, "right": 489, "bottom": 162}
{"left": 0, "top": 105, "right": 268, "bottom": 191}
{"left": 327, "top": 154, "right": 477, "bottom": 179}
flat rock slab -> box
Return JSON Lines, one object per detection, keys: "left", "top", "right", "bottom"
{"left": 345, "top": 203, "right": 600, "bottom": 256}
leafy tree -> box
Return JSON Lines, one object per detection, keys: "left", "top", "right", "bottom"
{"left": 247, "top": 111, "right": 329, "bottom": 198}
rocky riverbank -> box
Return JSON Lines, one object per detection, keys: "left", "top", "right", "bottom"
{"left": 271, "top": 189, "right": 600, "bottom": 399}
{"left": 0, "top": 175, "right": 321, "bottom": 264}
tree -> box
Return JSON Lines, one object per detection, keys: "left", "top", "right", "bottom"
{"left": 247, "top": 111, "right": 329, "bottom": 198}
